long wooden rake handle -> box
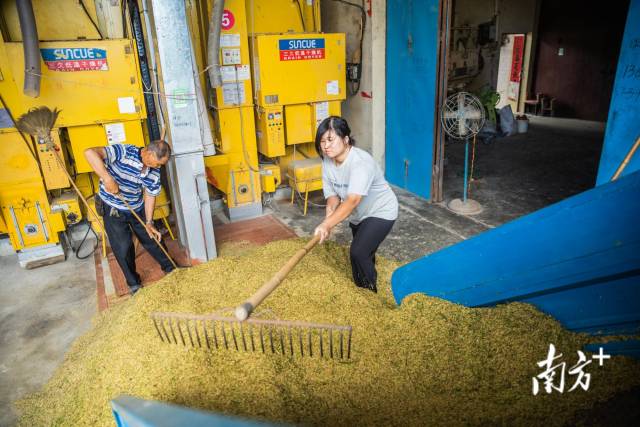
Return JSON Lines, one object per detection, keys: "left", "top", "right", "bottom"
{"left": 235, "top": 234, "right": 321, "bottom": 321}
{"left": 611, "top": 136, "right": 640, "bottom": 181}
{"left": 116, "top": 194, "right": 179, "bottom": 270}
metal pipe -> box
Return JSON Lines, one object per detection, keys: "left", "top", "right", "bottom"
{"left": 463, "top": 141, "right": 469, "bottom": 202}
{"left": 15, "top": 0, "right": 40, "bottom": 97}
{"left": 8, "top": 206, "right": 25, "bottom": 248}
{"left": 35, "top": 201, "right": 49, "bottom": 242}
{"left": 207, "top": 0, "right": 225, "bottom": 88}
{"left": 191, "top": 48, "right": 215, "bottom": 155}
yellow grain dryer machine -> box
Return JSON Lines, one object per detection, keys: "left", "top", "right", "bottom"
{"left": 193, "top": 0, "right": 346, "bottom": 218}
{"left": 0, "top": 0, "right": 172, "bottom": 268}
{"left": 0, "top": 0, "right": 346, "bottom": 267}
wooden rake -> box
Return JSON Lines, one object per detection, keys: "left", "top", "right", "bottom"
{"left": 150, "top": 235, "right": 354, "bottom": 360}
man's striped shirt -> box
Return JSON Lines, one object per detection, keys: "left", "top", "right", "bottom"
{"left": 99, "top": 144, "right": 162, "bottom": 211}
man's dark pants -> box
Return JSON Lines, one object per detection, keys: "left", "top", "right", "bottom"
{"left": 103, "top": 206, "right": 174, "bottom": 290}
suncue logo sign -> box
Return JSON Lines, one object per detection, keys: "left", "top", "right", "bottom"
{"left": 279, "top": 38, "right": 325, "bottom": 61}
{"left": 40, "top": 48, "right": 109, "bottom": 71}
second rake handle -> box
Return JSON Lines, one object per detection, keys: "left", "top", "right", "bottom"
{"left": 235, "top": 234, "right": 321, "bottom": 321}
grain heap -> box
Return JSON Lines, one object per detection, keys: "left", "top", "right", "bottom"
{"left": 18, "top": 239, "right": 640, "bottom": 426}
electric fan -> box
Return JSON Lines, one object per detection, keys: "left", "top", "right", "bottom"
{"left": 441, "top": 92, "right": 486, "bottom": 215}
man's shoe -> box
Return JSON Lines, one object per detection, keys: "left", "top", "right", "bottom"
{"left": 129, "top": 284, "right": 142, "bottom": 296}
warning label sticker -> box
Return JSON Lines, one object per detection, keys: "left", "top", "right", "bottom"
{"left": 279, "top": 38, "right": 325, "bottom": 61}
{"left": 221, "top": 65, "right": 250, "bottom": 82}
{"left": 40, "top": 48, "right": 108, "bottom": 71}
{"left": 222, "top": 83, "right": 246, "bottom": 105}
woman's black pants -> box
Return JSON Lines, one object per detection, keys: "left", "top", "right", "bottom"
{"left": 349, "top": 217, "right": 395, "bottom": 292}
{"left": 103, "top": 206, "right": 174, "bottom": 290}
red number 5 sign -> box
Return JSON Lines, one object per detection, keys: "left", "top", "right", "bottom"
{"left": 221, "top": 9, "right": 235, "bottom": 30}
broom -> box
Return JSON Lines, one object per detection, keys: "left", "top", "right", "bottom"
{"left": 16, "top": 106, "right": 177, "bottom": 269}
{"left": 16, "top": 107, "right": 105, "bottom": 236}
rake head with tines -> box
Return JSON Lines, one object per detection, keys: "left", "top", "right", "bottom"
{"left": 151, "top": 312, "right": 352, "bottom": 360}
{"left": 150, "top": 236, "right": 354, "bottom": 360}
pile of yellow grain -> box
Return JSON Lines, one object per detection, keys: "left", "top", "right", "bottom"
{"left": 17, "top": 239, "right": 640, "bottom": 426}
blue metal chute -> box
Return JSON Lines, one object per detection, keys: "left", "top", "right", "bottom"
{"left": 391, "top": 171, "right": 640, "bottom": 354}
{"left": 111, "top": 395, "right": 278, "bottom": 427}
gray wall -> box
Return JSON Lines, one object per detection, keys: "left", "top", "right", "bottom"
{"left": 321, "top": 1, "right": 385, "bottom": 166}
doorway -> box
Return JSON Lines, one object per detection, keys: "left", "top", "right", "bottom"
{"left": 434, "top": 0, "right": 630, "bottom": 227}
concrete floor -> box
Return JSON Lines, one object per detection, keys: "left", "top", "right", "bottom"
{"left": 274, "top": 116, "right": 605, "bottom": 264}
{"left": 0, "top": 244, "right": 97, "bottom": 426}
{"left": 0, "top": 116, "right": 613, "bottom": 425}
{"left": 443, "top": 116, "right": 605, "bottom": 226}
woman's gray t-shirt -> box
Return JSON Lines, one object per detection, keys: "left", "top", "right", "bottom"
{"left": 322, "top": 146, "right": 398, "bottom": 224}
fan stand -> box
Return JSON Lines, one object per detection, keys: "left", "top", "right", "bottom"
{"left": 447, "top": 135, "right": 483, "bottom": 215}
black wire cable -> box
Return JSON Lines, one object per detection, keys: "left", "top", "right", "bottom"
{"left": 329, "top": 0, "right": 367, "bottom": 96}
{"left": 62, "top": 135, "right": 78, "bottom": 180}
{"left": 71, "top": 220, "right": 99, "bottom": 260}
{"left": 71, "top": 173, "right": 101, "bottom": 260}
{"left": 79, "top": 0, "right": 104, "bottom": 39}
{"left": 121, "top": 0, "right": 129, "bottom": 38}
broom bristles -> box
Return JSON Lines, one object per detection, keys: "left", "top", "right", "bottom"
{"left": 16, "top": 106, "right": 61, "bottom": 139}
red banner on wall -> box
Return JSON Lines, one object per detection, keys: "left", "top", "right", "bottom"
{"left": 510, "top": 35, "right": 525, "bottom": 82}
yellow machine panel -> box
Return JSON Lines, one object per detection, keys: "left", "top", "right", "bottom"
{"left": 215, "top": 107, "right": 258, "bottom": 158}
{"left": 284, "top": 104, "right": 313, "bottom": 145}
{"left": 252, "top": 33, "right": 346, "bottom": 107}
{"left": 229, "top": 168, "right": 259, "bottom": 206}
{"left": 0, "top": 131, "right": 65, "bottom": 250}
{"left": 313, "top": 100, "right": 342, "bottom": 129}
{"left": 2, "top": 39, "right": 147, "bottom": 126}
{"left": 0, "top": 186, "right": 64, "bottom": 250}
{"left": 259, "top": 164, "right": 281, "bottom": 193}
{"left": 288, "top": 157, "right": 323, "bottom": 193}
{"left": 0, "top": 132, "right": 42, "bottom": 185}
{"left": 51, "top": 192, "right": 82, "bottom": 226}
{"left": 245, "top": 0, "right": 320, "bottom": 34}
{"left": 256, "top": 106, "right": 284, "bottom": 157}
{"left": 36, "top": 129, "right": 69, "bottom": 190}
{"left": 210, "top": 0, "right": 254, "bottom": 111}
{"left": 68, "top": 121, "right": 146, "bottom": 173}
{"left": 1, "top": 0, "right": 102, "bottom": 41}
{"left": 284, "top": 101, "right": 341, "bottom": 145}
{"left": 72, "top": 172, "right": 100, "bottom": 202}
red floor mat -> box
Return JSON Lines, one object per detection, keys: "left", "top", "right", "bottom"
{"left": 96, "top": 215, "right": 297, "bottom": 305}
{"left": 214, "top": 214, "right": 297, "bottom": 245}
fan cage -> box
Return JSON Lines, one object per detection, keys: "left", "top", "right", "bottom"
{"left": 440, "top": 92, "right": 486, "bottom": 140}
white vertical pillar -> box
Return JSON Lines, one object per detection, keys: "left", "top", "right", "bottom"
{"left": 371, "top": 0, "right": 387, "bottom": 169}
{"left": 94, "top": 0, "right": 124, "bottom": 39}
{"left": 150, "top": 0, "right": 217, "bottom": 261}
